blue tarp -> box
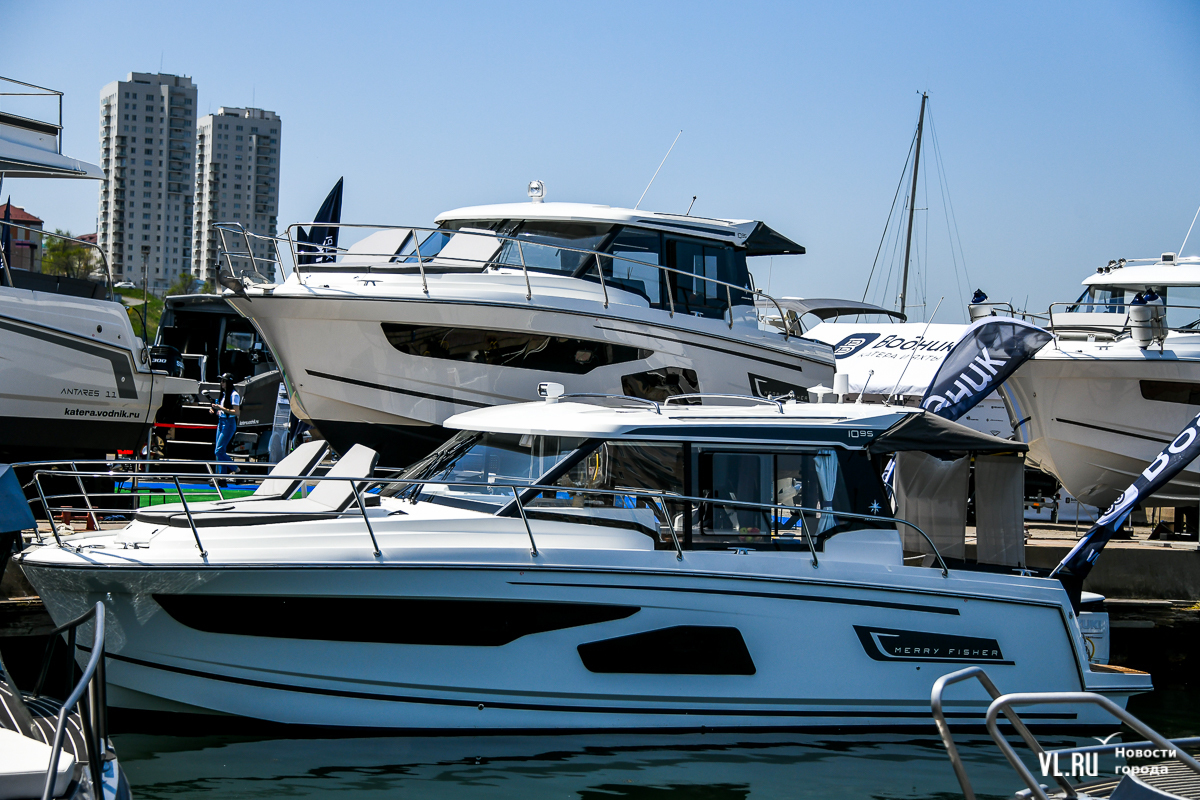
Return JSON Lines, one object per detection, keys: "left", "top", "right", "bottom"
{"left": 0, "top": 464, "right": 36, "bottom": 533}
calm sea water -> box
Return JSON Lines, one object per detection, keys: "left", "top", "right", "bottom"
{"left": 110, "top": 691, "right": 1200, "bottom": 799}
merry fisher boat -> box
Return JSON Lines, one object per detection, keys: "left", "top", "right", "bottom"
{"left": 15, "top": 391, "right": 1149, "bottom": 730}
{"left": 223, "top": 184, "right": 835, "bottom": 464}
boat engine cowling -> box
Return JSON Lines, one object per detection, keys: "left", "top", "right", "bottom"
{"left": 1128, "top": 293, "right": 1154, "bottom": 349}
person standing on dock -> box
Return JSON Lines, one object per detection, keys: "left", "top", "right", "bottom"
{"left": 210, "top": 373, "right": 241, "bottom": 475}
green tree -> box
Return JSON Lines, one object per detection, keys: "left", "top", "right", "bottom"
{"left": 165, "top": 270, "right": 197, "bottom": 297}
{"left": 41, "top": 230, "right": 96, "bottom": 279}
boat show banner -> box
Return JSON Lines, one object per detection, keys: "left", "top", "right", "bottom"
{"left": 806, "top": 318, "right": 1051, "bottom": 416}
{"left": 919, "top": 318, "right": 1052, "bottom": 421}
{"left": 1052, "top": 411, "right": 1200, "bottom": 594}
{"left": 804, "top": 323, "right": 970, "bottom": 398}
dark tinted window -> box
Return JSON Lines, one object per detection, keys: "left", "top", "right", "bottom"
{"left": 605, "top": 228, "right": 663, "bottom": 305}
{"left": 1141, "top": 380, "right": 1200, "bottom": 406}
{"left": 381, "top": 323, "right": 650, "bottom": 375}
{"left": 665, "top": 238, "right": 750, "bottom": 318}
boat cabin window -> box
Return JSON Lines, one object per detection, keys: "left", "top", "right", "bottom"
{"left": 1066, "top": 286, "right": 1131, "bottom": 314}
{"left": 1162, "top": 286, "right": 1200, "bottom": 330}
{"left": 524, "top": 440, "right": 686, "bottom": 547}
{"left": 605, "top": 228, "right": 663, "bottom": 306}
{"left": 694, "top": 448, "right": 888, "bottom": 546}
{"left": 665, "top": 238, "right": 741, "bottom": 319}
{"left": 394, "top": 430, "right": 586, "bottom": 511}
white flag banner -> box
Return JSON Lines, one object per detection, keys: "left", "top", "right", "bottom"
{"left": 805, "top": 323, "right": 969, "bottom": 397}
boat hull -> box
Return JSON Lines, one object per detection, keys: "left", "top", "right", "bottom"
{"left": 1004, "top": 347, "right": 1200, "bottom": 507}
{"left": 230, "top": 281, "right": 834, "bottom": 465}
{"left": 0, "top": 285, "right": 192, "bottom": 460}
{"left": 20, "top": 553, "right": 1143, "bottom": 731}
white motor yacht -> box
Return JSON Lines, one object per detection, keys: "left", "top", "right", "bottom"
{"left": 225, "top": 190, "right": 834, "bottom": 464}
{"left": 0, "top": 76, "right": 195, "bottom": 461}
{"left": 15, "top": 392, "right": 1148, "bottom": 730}
{"left": 1000, "top": 252, "right": 1200, "bottom": 507}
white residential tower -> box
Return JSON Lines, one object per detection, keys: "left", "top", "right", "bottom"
{"left": 97, "top": 72, "right": 197, "bottom": 291}
{"left": 192, "top": 107, "right": 282, "bottom": 282}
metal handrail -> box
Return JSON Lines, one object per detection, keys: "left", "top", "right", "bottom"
{"left": 38, "top": 601, "right": 107, "bottom": 800}
{"left": 0, "top": 221, "right": 115, "bottom": 300}
{"left": 30, "top": 467, "right": 384, "bottom": 556}
{"left": 213, "top": 222, "right": 285, "bottom": 285}
{"left": 930, "top": 666, "right": 1076, "bottom": 800}
{"left": 1048, "top": 299, "right": 1200, "bottom": 336}
{"left": 986, "top": 692, "right": 1200, "bottom": 800}
{"left": 24, "top": 466, "right": 945, "bottom": 573}
{"left": 663, "top": 394, "right": 785, "bottom": 412}
{"left": 558, "top": 393, "right": 662, "bottom": 413}
{"left": 264, "top": 221, "right": 791, "bottom": 340}
{"left": 0, "top": 75, "right": 63, "bottom": 154}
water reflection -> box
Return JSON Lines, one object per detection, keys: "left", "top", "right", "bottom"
{"left": 112, "top": 732, "right": 1045, "bottom": 799}
{"left": 109, "top": 690, "right": 1198, "bottom": 799}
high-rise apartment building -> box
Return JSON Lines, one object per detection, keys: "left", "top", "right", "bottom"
{"left": 97, "top": 73, "right": 197, "bottom": 291}
{"left": 193, "top": 107, "right": 282, "bottom": 282}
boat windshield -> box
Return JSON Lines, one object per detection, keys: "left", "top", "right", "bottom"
{"left": 430, "top": 219, "right": 614, "bottom": 275}
{"left": 1066, "top": 286, "right": 1131, "bottom": 313}
{"left": 389, "top": 430, "right": 587, "bottom": 511}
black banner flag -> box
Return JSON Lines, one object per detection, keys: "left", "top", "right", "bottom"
{"left": 920, "top": 318, "right": 1052, "bottom": 421}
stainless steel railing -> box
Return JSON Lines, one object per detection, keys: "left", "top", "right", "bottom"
{"left": 213, "top": 222, "right": 286, "bottom": 285}
{"left": 20, "top": 462, "right": 948, "bottom": 574}
{"left": 0, "top": 222, "right": 115, "bottom": 301}
{"left": 0, "top": 75, "right": 64, "bottom": 154}
{"left": 932, "top": 666, "right": 1200, "bottom": 800}
{"left": 34, "top": 601, "right": 109, "bottom": 800}
{"left": 210, "top": 221, "right": 793, "bottom": 337}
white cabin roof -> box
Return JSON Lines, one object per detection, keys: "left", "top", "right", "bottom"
{"left": 444, "top": 397, "right": 913, "bottom": 441}
{"left": 1082, "top": 257, "right": 1200, "bottom": 290}
{"left": 433, "top": 202, "right": 805, "bottom": 255}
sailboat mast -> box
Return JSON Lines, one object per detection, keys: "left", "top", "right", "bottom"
{"left": 898, "top": 92, "right": 928, "bottom": 318}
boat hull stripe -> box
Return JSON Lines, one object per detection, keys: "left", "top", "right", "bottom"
{"left": 87, "top": 648, "right": 1074, "bottom": 720}
{"left": 510, "top": 581, "right": 959, "bottom": 615}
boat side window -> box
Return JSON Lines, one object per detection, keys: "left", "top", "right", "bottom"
{"left": 664, "top": 237, "right": 751, "bottom": 319}
{"left": 693, "top": 448, "right": 888, "bottom": 546}
{"left": 604, "top": 228, "right": 663, "bottom": 306}
{"left": 397, "top": 230, "right": 453, "bottom": 263}
{"left": 1140, "top": 380, "right": 1200, "bottom": 406}
{"left": 1163, "top": 286, "right": 1200, "bottom": 330}
{"left": 525, "top": 440, "right": 686, "bottom": 546}
{"left": 494, "top": 221, "right": 615, "bottom": 275}
{"left": 380, "top": 322, "right": 650, "bottom": 375}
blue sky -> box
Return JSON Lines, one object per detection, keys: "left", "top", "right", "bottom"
{"left": 5, "top": 1, "right": 1198, "bottom": 321}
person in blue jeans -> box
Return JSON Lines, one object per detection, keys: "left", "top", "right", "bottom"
{"left": 210, "top": 373, "right": 241, "bottom": 475}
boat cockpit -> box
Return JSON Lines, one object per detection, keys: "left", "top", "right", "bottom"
{"left": 1051, "top": 253, "right": 1200, "bottom": 337}
{"left": 269, "top": 201, "right": 806, "bottom": 324}
{"left": 383, "top": 392, "right": 1012, "bottom": 557}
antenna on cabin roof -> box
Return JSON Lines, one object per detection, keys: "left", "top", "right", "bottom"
{"left": 634, "top": 130, "right": 682, "bottom": 210}
{"left": 686, "top": 196, "right": 697, "bottom": 215}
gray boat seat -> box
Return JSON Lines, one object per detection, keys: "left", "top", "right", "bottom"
{"left": 134, "top": 440, "right": 329, "bottom": 525}
{"left": 158, "top": 444, "right": 380, "bottom": 527}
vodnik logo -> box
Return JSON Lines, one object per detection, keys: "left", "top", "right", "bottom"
{"left": 64, "top": 407, "right": 140, "bottom": 419}
{"left": 831, "top": 333, "right": 880, "bottom": 358}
